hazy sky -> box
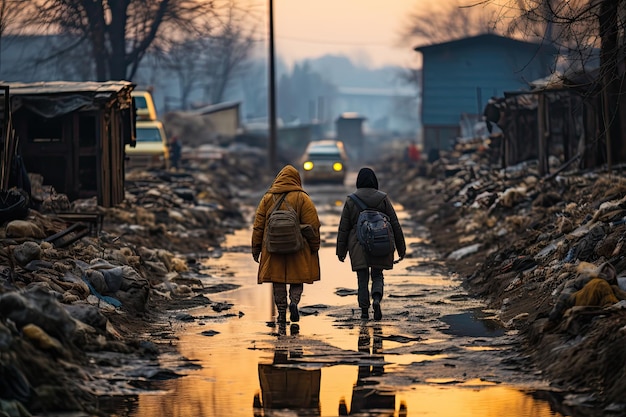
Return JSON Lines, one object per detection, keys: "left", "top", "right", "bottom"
{"left": 271, "top": 1, "right": 420, "bottom": 69}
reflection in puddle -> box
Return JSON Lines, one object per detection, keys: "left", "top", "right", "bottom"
{"left": 255, "top": 350, "right": 322, "bottom": 416}
{"left": 397, "top": 384, "right": 564, "bottom": 417}
{"left": 385, "top": 353, "right": 450, "bottom": 371}
{"left": 440, "top": 309, "right": 506, "bottom": 338}
{"left": 464, "top": 345, "right": 503, "bottom": 352}
{"left": 337, "top": 325, "right": 403, "bottom": 417}
{"left": 427, "top": 377, "right": 498, "bottom": 386}
{"left": 119, "top": 226, "right": 567, "bottom": 417}
{"left": 460, "top": 378, "right": 499, "bottom": 386}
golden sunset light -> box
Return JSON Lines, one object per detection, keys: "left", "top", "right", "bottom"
{"left": 271, "top": 0, "right": 424, "bottom": 68}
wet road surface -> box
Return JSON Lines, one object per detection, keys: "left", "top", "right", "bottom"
{"left": 114, "top": 179, "right": 569, "bottom": 417}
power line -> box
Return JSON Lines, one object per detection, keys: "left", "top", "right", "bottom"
{"left": 275, "top": 34, "right": 393, "bottom": 47}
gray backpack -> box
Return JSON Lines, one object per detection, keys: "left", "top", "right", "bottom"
{"left": 264, "top": 193, "right": 303, "bottom": 254}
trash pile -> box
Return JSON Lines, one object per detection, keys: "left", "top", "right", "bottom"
{"left": 380, "top": 141, "right": 626, "bottom": 412}
{"left": 0, "top": 146, "right": 271, "bottom": 416}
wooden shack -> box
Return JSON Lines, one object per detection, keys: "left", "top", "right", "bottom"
{"left": 6, "top": 81, "right": 134, "bottom": 207}
{"left": 486, "top": 71, "right": 604, "bottom": 175}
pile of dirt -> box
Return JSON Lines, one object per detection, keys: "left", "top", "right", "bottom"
{"left": 377, "top": 144, "right": 626, "bottom": 413}
{"left": 0, "top": 145, "right": 273, "bottom": 416}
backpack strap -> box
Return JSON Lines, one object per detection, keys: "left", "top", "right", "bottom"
{"left": 348, "top": 193, "right": 368, "bottom": 211}
{"left": 270, "top": 193, "right": 288, "bottom": 214}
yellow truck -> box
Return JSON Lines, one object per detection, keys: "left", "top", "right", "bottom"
{"left": 131, "top": 90, "right": 158, "bottom": 121}
{"left": 125, "top": 119, "right": 170, "bottom": 170}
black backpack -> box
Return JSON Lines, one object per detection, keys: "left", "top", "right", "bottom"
{"left": 348, "top": 193, "right": 395, "bottom": 257}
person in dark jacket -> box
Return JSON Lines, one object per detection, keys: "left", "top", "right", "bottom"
{"left": 336, "top": 167, "right": 406, "bottom": 320}
{"left": 168, "top": 135, "right": 182, "bottom": 170}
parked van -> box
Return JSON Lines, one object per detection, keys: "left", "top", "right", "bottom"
{"left": 132, "top": 90, "right": 157, "bottom": 121}
{"left": 125, "top": 120, "right": 169, "bottom": 170}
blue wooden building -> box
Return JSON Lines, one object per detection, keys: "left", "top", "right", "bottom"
{"left": 415, "top": 34, "right": 557, "bottom": 154}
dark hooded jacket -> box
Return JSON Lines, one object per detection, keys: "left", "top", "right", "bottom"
{"left": 252, "top": 165, "right": 321, "bottom": 284}
{"left": 336, "top": 168, "right": 406, "bottom": 270}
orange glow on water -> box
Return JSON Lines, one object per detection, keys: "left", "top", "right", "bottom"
{"left": 130, "top": 228, "right": 566, "bottom": 417}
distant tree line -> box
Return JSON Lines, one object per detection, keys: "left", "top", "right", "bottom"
{"left": 277, "top": 61, "right": 337, "bottom": 125}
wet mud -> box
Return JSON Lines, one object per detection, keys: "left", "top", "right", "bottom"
{"left": 105, "top": 183, "right": 575, "bottom": 417}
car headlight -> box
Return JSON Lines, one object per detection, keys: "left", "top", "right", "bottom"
{"left": 333, "top": 162, "right": 343, "bottom": 172}
{"left": 303, "top": 161, "right": 314, "bottom": 171}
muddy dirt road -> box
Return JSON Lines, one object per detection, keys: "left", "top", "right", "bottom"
{"left": 109, "top": 178, "right": 572, "bottom": 417}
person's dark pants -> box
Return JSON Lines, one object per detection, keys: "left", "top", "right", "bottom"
{"left": 272, "top": 283, "right": 303, "bottom": 312}
{"left": 356, "top": 268, "right": 384, "bottom": 309}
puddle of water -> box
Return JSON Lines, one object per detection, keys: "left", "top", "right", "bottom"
{"left": 113, "top": 216, "right": 569, "bottom": 417}
{"left": 440, "top": 309, "right": 506, "bottom": 338}
{"left": 464, "top": 345, "right": 503, "bottom": 352}
{"left": 390, "top": 353, "right": 450, "bottom": 364}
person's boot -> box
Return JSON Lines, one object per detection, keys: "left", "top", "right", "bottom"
{"left": 361, "top": 308, "right": 369, "bottom": 320}
{"left": 372, "top": 300, "right": 382, "bottom": 321}
{"left": 277, "top": 310, "right": 287, "bottom": 324}
{"left": 289, "top": 302, "right": 300, "bottom": 322}
{"left": 372, "top": 292, "right": 383, "bottom": 320}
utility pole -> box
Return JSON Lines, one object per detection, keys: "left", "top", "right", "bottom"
{"left": 268, "top": 0, "right": 277, "bottom": 173}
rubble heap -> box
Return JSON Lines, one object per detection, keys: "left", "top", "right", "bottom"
{"left": 380, "top": 142, "right": 626, "bottom": 413}
{"left": 0, "top": 147, "right": 271, "bottom": 416}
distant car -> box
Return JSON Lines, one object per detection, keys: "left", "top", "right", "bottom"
{"left": 132, "top": 90, "right": 158, "bottom": 121}
{"left": 125, "top": 120, "right": 169, "bottom": 170}
{"left": 300, "top": 140, "right": 348, "bottom": 184}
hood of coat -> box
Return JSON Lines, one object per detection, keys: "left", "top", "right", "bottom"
{"left": 354, "top": 188, "right": 387, "bottom": 207}
{"left": 356, "top": 167, "right": 378, "bottom": 189}
{"left": 268, "top": 165, "right": 306, "bottom": 194}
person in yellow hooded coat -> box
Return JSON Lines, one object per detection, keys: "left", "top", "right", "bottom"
{"left": 252, "top": 165, "right": 321, "bottom": 324}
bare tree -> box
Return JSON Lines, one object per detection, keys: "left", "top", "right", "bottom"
{"left": 0, "top": 0, "right": 22, "bottom": 37}
{"left": 240, "top": 60, "right": 268, "bottom": 119}
{"left": 156, "top": 0, "right": 256, "bottom": 107}
{"left": 0, "top": 0, "right": 27, "bottom": 72}
{"left": 503, "top": 0, "right": 598, "bottom": 69}
{"left": 15, "top": 0, "right": 222, "bottom": 81}
{"left": 277, "top": 61, "right": 337, "bottom": 124}
{"left": 159, "top": 38, "right": 206, "bottom": 110}
{"left": 396, "top": 67, "right": 422, "bottom": 90}
{"left": 497, "top": 0, "right": 626, "bottom": 163}
{"left": 200, "top": 2, "right": 257, "bottom": 105}
{"left": 397, "top": 1, "right": 513, "bottom": 91}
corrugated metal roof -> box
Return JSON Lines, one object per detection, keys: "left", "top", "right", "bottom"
{"left": 414, "top": 33, "right": 557, "bottom": 55}
{"left": 1, "top": 80, "right": 134, "bottom": 95}
{"left": 2, "top": 80, "right": 135, "bottom": 118}
{"left": 190, "top": 101, "right": 240, "bottom": 115}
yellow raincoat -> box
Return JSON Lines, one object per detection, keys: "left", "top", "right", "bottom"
{"left": 252, "top": 165, "right": 321, "bottom": 284}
